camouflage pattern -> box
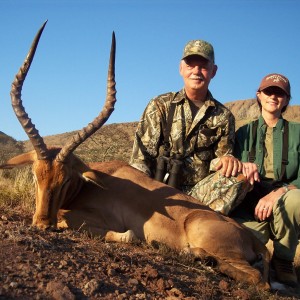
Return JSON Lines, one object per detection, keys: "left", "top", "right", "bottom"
{"left": 182, "top": 40, "right": 215, "bottom": 63}
{"left": 186, "top": 172, "right": 252, "bottom": 215}
{"left": 130, "top": 89, "right": 236, "bottom": 188}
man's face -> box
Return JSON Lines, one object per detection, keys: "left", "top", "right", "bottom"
{"left": 179, "top": 55, "right": 217, "bottom": 93}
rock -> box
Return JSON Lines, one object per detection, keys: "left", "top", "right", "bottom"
{"left": 84, "top": 278, "right": 101, "bottom": 295}
{"left": 46, "top": 281, "right": 75, "bottom": 300}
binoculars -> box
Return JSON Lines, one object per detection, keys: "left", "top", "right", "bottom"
{"left": 154, "top": 154, "right": 183, "bottom": 188}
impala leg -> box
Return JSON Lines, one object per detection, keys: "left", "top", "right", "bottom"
{"left": 57, "top": 209, "right": 109, "bottom": 237}
{"left": 105, "top": 229, "right": 137, "bottom": 243}
{"left": 218, "top": 259, "right": 270, "bottom": 290}
{"left": 188, "top": 247, "right": 218, "bottom": 266}
{"left": 189, "top": 247, "right": 270, "bottom": 290}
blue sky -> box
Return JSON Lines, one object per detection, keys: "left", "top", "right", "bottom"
{"left": 1, "top": 0, "right": 299, "bottom": 141}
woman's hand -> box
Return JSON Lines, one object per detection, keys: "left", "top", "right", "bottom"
{"left": 242, "top": 162, "right": 260, "bottom": 185}
{"left": 254, "top": 187, "right": 287, "bottom": 222}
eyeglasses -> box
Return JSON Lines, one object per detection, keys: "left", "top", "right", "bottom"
{"left": 261, "top": 87, "right": 287, "bottom": 97}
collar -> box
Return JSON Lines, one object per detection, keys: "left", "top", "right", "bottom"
{"left": 257, "top": 115, "right": 285, "bottom": 130}
{"left": 173, "top": 88, "right": 216, "bottom": 108}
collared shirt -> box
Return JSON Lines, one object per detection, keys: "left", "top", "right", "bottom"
{"left": 130, "top": 88, "right": 236, "bottom": 187}
{"left": 234, "top": 115, "right": 300, "bottom": 188}
{"left": 264, "top": 126, "right": 274, "bottom": 179}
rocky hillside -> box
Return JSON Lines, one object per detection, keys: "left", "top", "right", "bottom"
{"left": 1, "top": 100, "right": 300, "bottom": 164}
{"left": 226, "top": 99, "right": 300, "bottom": 128}
{"left": 0, "top": 132, "right": 24, "bottom": 163}
{"left": 22, "top": 122, "right": 139, "bottom": 163}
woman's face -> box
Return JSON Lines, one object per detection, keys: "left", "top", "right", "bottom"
{"left": 256, "top": 86, "right": 289, "bottom": 115}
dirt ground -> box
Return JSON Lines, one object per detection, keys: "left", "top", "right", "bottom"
{"left": 0, "top": 210, "right": 300, "bottom": 300}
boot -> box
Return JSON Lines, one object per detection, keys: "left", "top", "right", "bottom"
{"left": 271, "top": 255, "right": 298, "bottom": 287}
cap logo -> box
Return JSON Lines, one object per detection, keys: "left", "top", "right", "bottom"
{"left": 259, "top": 73, "right": 290, "bottom": 97}
{"left": 265, "top": 74, "right": 287, "bottom": 83}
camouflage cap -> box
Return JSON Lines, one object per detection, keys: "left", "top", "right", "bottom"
{"left": 258, "top": 73, "right": 290, "bottom": 96}
{"left": 182, "top": 40, "right": 215, "bottom": 63}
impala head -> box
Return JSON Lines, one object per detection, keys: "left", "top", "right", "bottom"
{"left": 3, "top": 21, "right": 116, "bottom": 229}
{"left": 30, "top": 148, "right": 94, "bottom": 229}
{"left": 31, "top": 148, "right": 73, "bottom": 229}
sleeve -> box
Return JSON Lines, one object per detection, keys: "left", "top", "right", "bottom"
{"left": 129, "top": 98, "right": 165, "bottom": 177}
{"left": 215, "top": 111, "right": 236, "bottom": 158}
{"left": 209, "top": 110, "right": 236, "bottom": 169}
{"left": 287, "top": 124, "right": 300, "bottom": 188}
{"left": 289, "top": 175, "right": 300, "bottom": 189}
{"left": 234, "top": 126, "right": 245, "bottom": 161}
{"left": 234, "top": 124, "right": 251, "bottom": 162}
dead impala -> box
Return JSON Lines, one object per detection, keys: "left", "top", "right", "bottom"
{"left": 0, "top": 22, "right": 270, "bottom": 289}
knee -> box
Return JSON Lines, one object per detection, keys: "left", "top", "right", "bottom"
{"left": 274, "top": 189, "right": 300, "bottom": 220}
{"left": 283, "top": 189, "right": 300, "bottom": 211}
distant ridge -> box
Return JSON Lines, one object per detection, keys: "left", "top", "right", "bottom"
{"left": 226, "top": 99, "right": 300, "bottom": 128}
{"left": 1, "top": 99, "right": 300, "bottom": 163}
{"left": 0, "top": 132, "right": 24, "bottom": 162}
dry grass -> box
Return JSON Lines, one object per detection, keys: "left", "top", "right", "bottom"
{"left": 0, "top": 167, "right": 35, "bottom": 214}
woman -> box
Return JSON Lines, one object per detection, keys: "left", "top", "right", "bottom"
{"left": 231, "top": 73, "right": 300, "bottom": 287}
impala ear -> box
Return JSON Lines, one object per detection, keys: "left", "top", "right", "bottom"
{"left": 0, "top": 151, "right": 37, "bottom": 169}
{"left": 82, "top": 171, "right": 106, "bottom": 189}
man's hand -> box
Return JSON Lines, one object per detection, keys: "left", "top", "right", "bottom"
{"left": 215, "top": 156, "right": 243, "bottom": 177}
{"left": 242, "top": 162, "right": 260, "bottom": 185}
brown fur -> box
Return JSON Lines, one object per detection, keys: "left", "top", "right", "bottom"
{"left": 0, "top": 151, "right": 270, "bottom": 289}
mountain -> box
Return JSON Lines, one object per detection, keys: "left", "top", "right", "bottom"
{"left": 1, "top": 99, "right": 300, "bottom": 163}
{"left": 226, "top": 99, "right": 300, "bottom": 128}
{"left": 0, "top": 131, "right": 24, "bottom": 163}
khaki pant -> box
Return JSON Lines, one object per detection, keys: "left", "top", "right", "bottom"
{"left": 231, "top": 189, "right": 300, "bottom": 261}
{"left": 185, "top": 170, "right": 300, "bottom": 260}
{"left": 185, "top": 171, "right": 251, "bottom": 215}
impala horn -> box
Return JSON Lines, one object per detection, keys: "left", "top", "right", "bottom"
{"left": 11, "top": 21, "right": 117, "bottom": 163}
{"left": 11, "top": 20, "right": 49, "bottom": 160}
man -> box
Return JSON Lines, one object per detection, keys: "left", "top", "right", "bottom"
{"left": 130, "top": 39, "right": 247, "bottom": 214}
